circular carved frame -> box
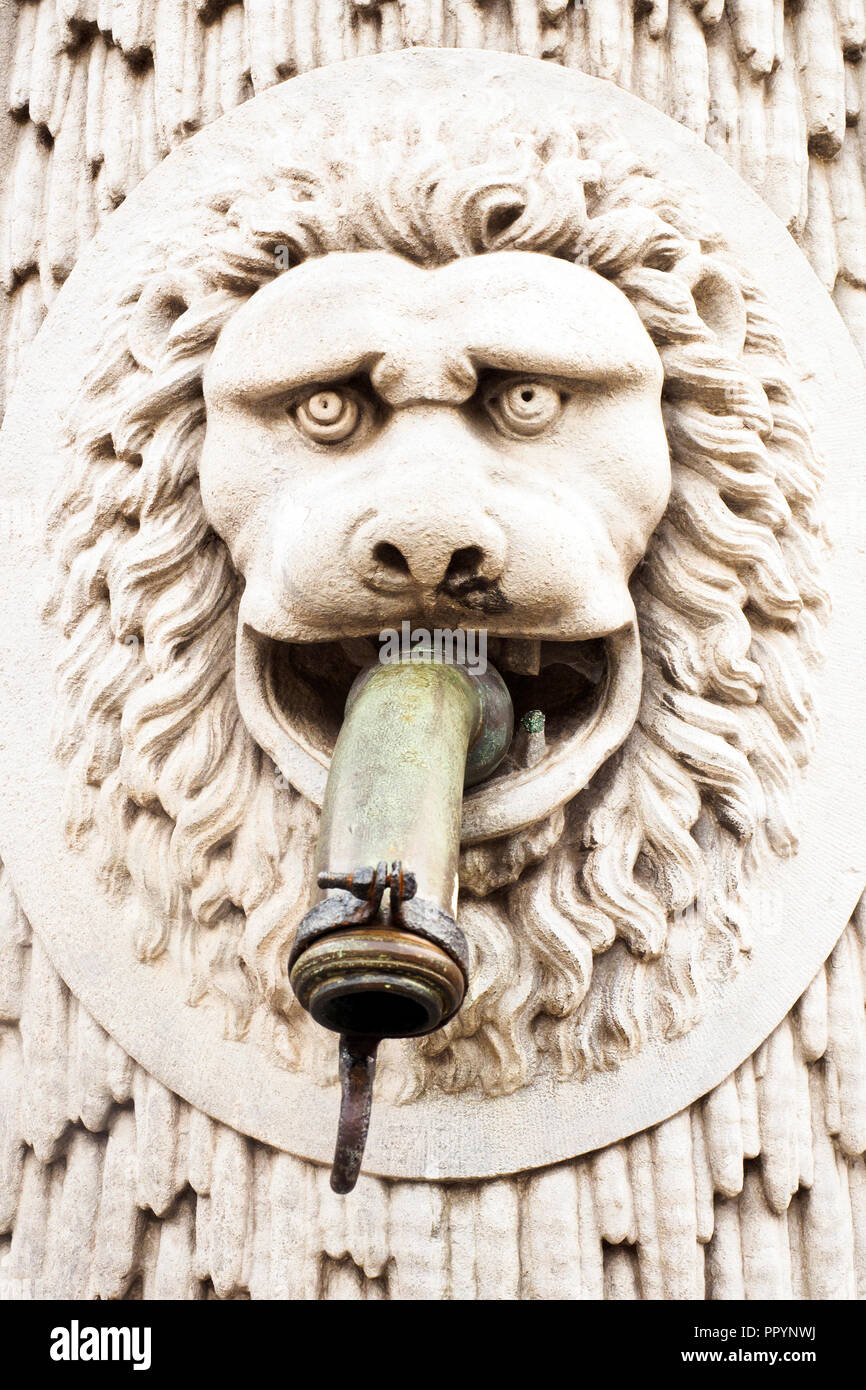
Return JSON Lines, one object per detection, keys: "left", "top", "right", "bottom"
{"left": 0, "top": 49, "right": 864, "bottom": 1180}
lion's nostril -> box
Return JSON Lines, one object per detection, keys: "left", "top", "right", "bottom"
{"left": 366, "top": 538, "right": 495, "bottom": 591}
{"left": 373, "top": 541, "right": 411, "bottom": 577}
{"left": 444, "top": 545, "right": 484, "bottom": 585}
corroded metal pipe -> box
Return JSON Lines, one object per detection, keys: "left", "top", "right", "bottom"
{"left": 288, "top": 651, "right": 513, "bottom": 1192}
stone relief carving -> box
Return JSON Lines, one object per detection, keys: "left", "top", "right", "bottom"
{"left": 45, "top": 97, "right": 826, "bottom": 1116}
{"left": 0, "top": 8, "right": 861, "bottom": 1301}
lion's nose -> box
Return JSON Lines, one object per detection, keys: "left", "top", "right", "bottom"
{"left": 354, "top": 522, "right": 505, "bottom": 594}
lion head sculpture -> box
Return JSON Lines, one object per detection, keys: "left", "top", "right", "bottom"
{"left": 46, "top": 103, "right": 827, "bottom": 1103}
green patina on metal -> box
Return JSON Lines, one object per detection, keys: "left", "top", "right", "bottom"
{"left": 317, "top": 657, "right": 484, "bottom": 917}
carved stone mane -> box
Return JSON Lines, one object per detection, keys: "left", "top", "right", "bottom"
{"left": 47, "top": 107, "right": 826, "bottom": 1102}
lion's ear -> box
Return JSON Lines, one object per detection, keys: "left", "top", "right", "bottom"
{"left": 681, "top": 255, "right": 747, "bottom": 359}
{"left": 128, "top": 271, "right": 199, "bottom": 372}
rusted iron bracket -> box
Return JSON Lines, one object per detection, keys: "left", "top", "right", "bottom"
{"left": 288, "top": 859, "right": 469, "bottom": 978}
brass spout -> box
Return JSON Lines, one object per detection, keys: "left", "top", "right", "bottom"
{"left": 288, "top": 651, "right": 513, "bottom": 1192}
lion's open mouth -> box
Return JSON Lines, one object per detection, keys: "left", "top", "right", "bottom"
{"left": 274, "top": 633, "right": 603, "bottom": 752}
{"left": 236, "top": 618, "right": 644, "bottom": 845}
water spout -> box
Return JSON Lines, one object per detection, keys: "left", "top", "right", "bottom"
{"left": 288, "top": 651, "right": 513, "bottom": 1191}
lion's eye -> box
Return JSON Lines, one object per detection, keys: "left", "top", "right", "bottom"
{"left": 293, "top": 389, "right": 360, "bottom": 443}
{"left": 487, "top": 380, "right": 564, "bottom": 437}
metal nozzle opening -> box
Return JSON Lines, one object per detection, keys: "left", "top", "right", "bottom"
{"left": 290, "top": 927, "right": 465, "bottom": 1037}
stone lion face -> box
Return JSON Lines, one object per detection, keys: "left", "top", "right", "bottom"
{"left": 47, "top": 116, "right": 826, "bottom": 1099}
{"left": 200, "top": 249, "right": 670, "bottom": 841}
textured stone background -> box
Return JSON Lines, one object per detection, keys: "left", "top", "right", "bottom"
{"left": 4, "top": 0, "right": 866, "bottom": 414}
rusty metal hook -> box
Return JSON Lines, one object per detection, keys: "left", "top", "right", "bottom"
{"left": 330, "top": 1033, "right": 380, "bottom": 1194}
